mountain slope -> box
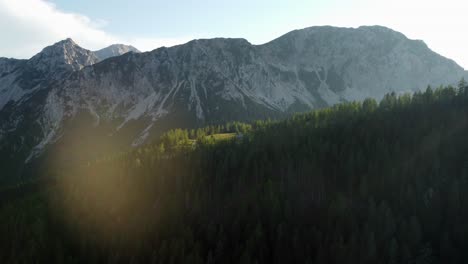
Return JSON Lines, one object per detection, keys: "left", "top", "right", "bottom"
{"left": 3, "top": 85, "right": 468, "bottom": 263}
{"left": 40, "top": 26, "right": 466, "bottom": 148}
{"left": 261, "top": 26, "right": 464, "bottom": 100}
{"left": 0, "top": 26, "right": 467, "bottom": 182}
{"left": 0, "top": 39, "right": 101, "bottom": 182}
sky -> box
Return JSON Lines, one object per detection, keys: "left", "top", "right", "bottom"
{"left": 0, "top": 0, "right": 467, "bottom": 69}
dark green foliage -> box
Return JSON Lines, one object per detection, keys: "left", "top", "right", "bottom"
{"left": 2, "top": 84, "right": 468, "bottom": 263}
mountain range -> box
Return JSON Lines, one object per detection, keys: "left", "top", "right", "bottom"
{"left": 0, "top": 25, "right": 466, "bottom": 182}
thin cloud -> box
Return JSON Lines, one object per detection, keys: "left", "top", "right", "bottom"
{"left": 0, "top": 0, "right": 192, "bottom": 59}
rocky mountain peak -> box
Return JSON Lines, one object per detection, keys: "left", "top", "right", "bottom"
{"left": 56, "top": 37, "right": 77, "bottom": 46}
{"left": 94, "top": 44, "right": 140, "bottom": 61}
{"left": 27, "top": 38, "right": 99, "bottom": 77}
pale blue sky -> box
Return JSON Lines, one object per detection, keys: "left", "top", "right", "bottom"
{"left": 50, "top": 0, "right": 322, "bottom": 44}
{"left": 1, "top": 0, "right": 468, "bottom": 69}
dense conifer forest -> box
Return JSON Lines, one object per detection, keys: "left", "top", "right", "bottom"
{"left": 2, "top": 81, "right": 468, "bottom": 263}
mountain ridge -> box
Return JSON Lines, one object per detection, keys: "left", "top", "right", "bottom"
{"left": 94, "top": 44, "right": 140, "bottom": 60}
{"left": 0, "top": 25, "right": 467, "bottom": 182}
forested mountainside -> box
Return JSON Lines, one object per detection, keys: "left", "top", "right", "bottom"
{"left": 1, "top": 26, "right": 466, "bottom": 183}
{"left": 2, "top": 83, "right": 468, "bottom": 263}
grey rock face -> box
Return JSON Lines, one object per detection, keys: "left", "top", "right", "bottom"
{"left": 48, "top": 26, "right": 465, "bottom": 145}
{"left": 28, "top": 38, "right": 99, "bottom": 78}
{"left": 0, "top": 38, "right": 99, "bottom": 111}
{"left": 94, "top": 44, "right": 140, "bottom": 61}
{"left": 0, "top": 58, "right": 25, "bottom": 76}
{"left": 0, "top": 26, "right": 467, "bottom": 180}
{"left": 260, "top": 26, "right": 465, "bottom": 101}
